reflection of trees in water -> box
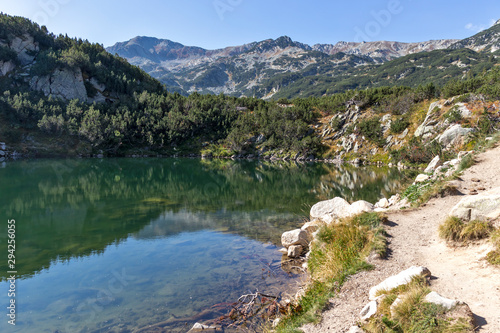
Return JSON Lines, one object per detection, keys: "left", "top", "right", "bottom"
{"left": 313, "top": 164, "right": 413, "bottom": 204}
{"left": 0, "top": 158, "right": 408, "bottom": 280}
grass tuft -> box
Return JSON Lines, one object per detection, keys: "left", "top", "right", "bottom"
{"left": 487, "top": 229, "right": 500, "bottom": 266}
{"left": 364, "top": 276, "right": 475, "bottom": 333}
{"left": 439, "top": 217, "right": 493, "bottom": 243}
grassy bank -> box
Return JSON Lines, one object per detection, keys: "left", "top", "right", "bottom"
{"left": 273, "top": 212, "right": 387, "bottom": 332}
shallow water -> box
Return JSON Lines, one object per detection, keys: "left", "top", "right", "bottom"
{"left": 0, "top": 158, "right": 409, "bottom": 332}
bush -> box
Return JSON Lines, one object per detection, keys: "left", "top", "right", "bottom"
{"left": 390, "top": 117, "right": 410, "bottom": 134}
{"left": 358, "top": 117, "right": 386, "bottom": 147}
{"left": 443, "top": 106, "right": 462, "bottom": 123}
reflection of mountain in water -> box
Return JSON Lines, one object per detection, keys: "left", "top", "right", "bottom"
{"left": 0, "top": 158, "right": 410, "bottom": 280}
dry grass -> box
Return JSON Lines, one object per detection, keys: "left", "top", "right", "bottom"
{"left": 439, "top": 217, "right": 493, "bottom": 243}
{"left": 364, "top": 276, "right": 475, "bottom": 333}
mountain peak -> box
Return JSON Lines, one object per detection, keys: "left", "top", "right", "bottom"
{"left": 494, "top": 19, "right": 500, "bottom": 26}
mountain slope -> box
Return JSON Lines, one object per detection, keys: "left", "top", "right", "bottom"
{"left": 107, "top": 36, "right": 459, "bottom": 98}
{"left": 450, "top": 19, "right": 500, "bottom": 52}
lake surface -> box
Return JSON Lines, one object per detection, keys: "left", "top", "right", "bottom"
{"left": 0, "top": 158, "right": 409, "bottom": 332}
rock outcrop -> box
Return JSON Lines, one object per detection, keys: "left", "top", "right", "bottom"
{"left": 437, "top": 124, "right": 475, "bottom": 147}
{"left": 30, "top": 68, "right": 88, "bottom": 101}
{"left": 9, "top": 34, "right": 38, "bottom": 65}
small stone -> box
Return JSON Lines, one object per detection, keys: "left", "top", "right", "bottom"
{"left": 424, "top": 291, "right": 459, "bottom": 310}
{"left": 287, "top": 245, "right": 303, "bottom": 258}
{"left": 360, "top": 300, "right": 378, "bottom": 321}
{"left": 415, "top": 174, "right": 430, "bottom": 183}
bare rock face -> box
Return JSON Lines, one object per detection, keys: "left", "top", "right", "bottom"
{"left": 449, "top": 187, "right": 500, "bottom": 224}
{"left": 369, "top": 266, "right": 431, "bottom": 300}
{"left": 10, "top": 34, "right": 38, "bottom": 65}
{"left": 30, "top": 68, "right": 88, "bottom": 101}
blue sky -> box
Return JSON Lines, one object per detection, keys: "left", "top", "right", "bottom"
{"left": 1, "top": 0, "right": 499, "bottom": 49}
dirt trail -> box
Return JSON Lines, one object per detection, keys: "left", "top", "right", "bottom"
{"left": 302, "top": 144, "right": 500, "bottom": 333}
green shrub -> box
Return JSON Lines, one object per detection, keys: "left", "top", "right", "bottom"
{"left": 358, "top": 117, "right": 386, "bottom": 147}
{"left": 444, "top": 106, "right": 463, "bottom": 123}
{"left": 390, "top": 117, "right": 410, "bottom": 134}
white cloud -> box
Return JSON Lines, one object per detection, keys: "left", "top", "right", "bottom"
{"left": 465, "top": 22, "right": 486, "bottom": 33}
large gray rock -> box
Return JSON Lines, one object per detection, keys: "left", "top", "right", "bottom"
{"left": 10, "top": 34, "right": 38, "bottom": 65}
{"left": 281, "top": 229, "right": 309, "bottom": 248}
{"left": 424, "top": 155, "right": 441, "bottom": 173}
{"left": 424, "top": 291, "right": 459, "bottom": 310}
{"left": 437, "top": 124, "right": 475, "bottom": 147}
{"left": 310, "top": 197, "right": 351, "bottom": 223}
{"left": 30, "top": 68, "right": 88, "bottom": 101}
{"left": 449, "top": 187, "right": 500, "bottom": 223}
{"left": 369, "top": 266, "right": 431, "bottom": 300}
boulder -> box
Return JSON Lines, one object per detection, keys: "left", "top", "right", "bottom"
{"left": 424, "top": 291, "right": 459, "bottom": 310}
{"left": 281, "top": 229, "right": 309, "bottom": 248}
{"left": 310, "top": 197, "right": 351, "bottom": 223}
{"left": 350, "top": 200, "right": 374, "bottom": 216}
{"left": 0, "top": 60, "right": 16, "bottom": 76}
{"left": 424, "top": 155, "right": 441, "bottom": 173}
{"left": 287, "top": 245, "right": 303, "bottom": 258}
{"left": 369, "top": 266, "right": 431, "bottom": 300}
{"left": 301, "top": 220, "right": 322, "bottom": 235}
{"left": 437, "top": 124, "right": 475, "bottom": 147}
{"left": 449, "top": 187, "right": 500, "bottom": 223}
{"left": 415, "top": 174, "right": 430, "bottom": 183}
{"left": 375, "top": 198, "right": 390, "bottom": 209}
{"left": 360, "top": 300, "right": 378, "bottom": 321}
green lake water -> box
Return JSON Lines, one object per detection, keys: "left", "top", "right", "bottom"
{"left": 0, "top": 158, "right": 410, "bottom": 332}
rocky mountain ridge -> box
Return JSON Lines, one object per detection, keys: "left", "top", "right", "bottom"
{"left": 107, "top": 22, "right": 500, "bottom": 99}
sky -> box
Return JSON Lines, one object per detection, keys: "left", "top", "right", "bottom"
{"left": 1, "top": 0, "right": 499, "bottom": 49}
